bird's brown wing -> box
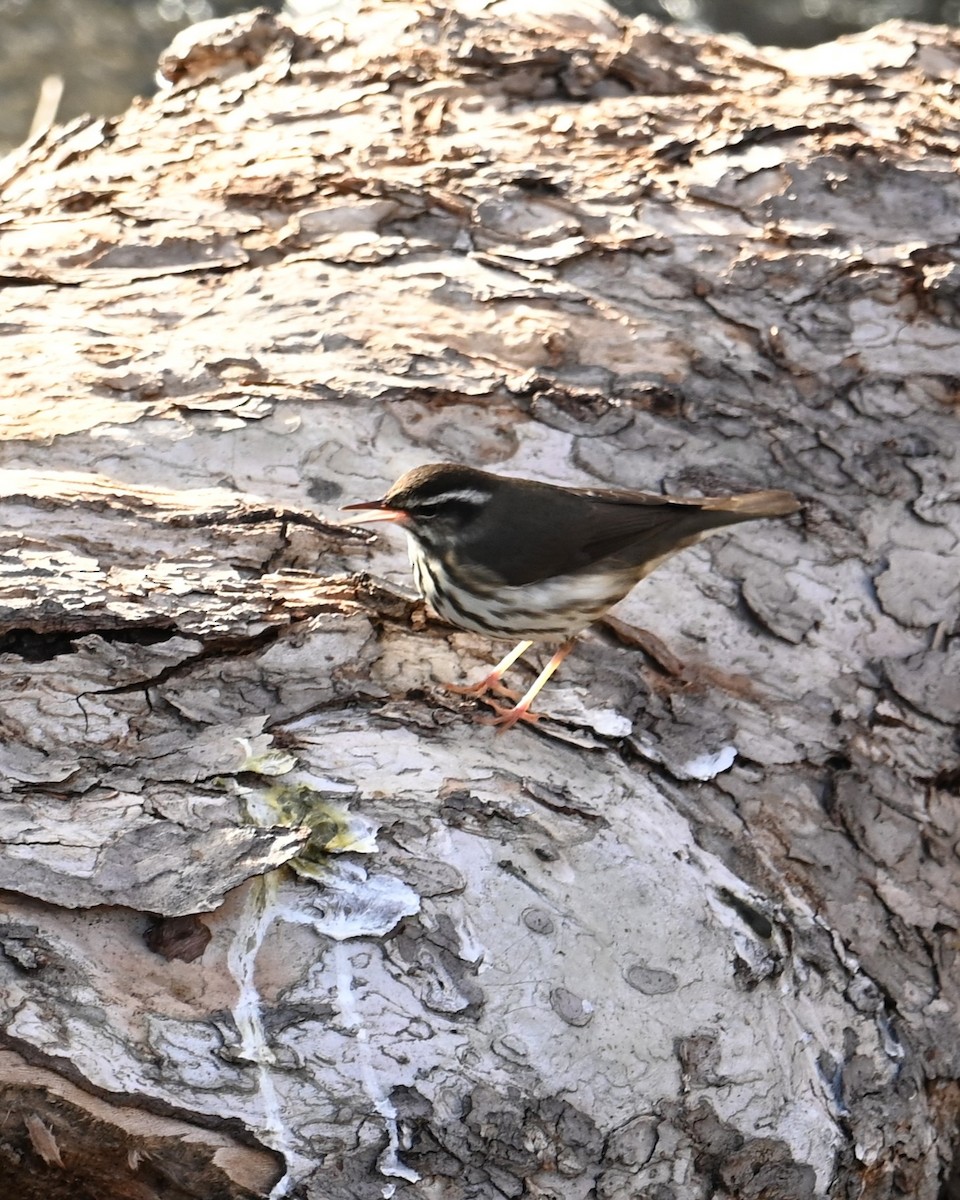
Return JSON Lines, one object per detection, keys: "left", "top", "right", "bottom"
{"left": 459, "top": 484, "right": 797, "bottom": 587}
{"left": 571, "top": 486, "right": 799, "bottom": 570}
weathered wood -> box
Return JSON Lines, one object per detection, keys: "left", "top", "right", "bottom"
{"left": 0, "top": 3, "right": 958, "bottom": 1197}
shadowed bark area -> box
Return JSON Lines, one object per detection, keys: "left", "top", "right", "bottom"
{"left": 0, "top": 4, "right": 958, "bottom": 1197}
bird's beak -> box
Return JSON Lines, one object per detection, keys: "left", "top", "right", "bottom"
{"left": 339, "top": 499, "right": 409, "bottom": 526}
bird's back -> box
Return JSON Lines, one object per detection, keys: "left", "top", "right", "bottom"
{"left": 457, "top": 477, "right": 799, "bottom": 588}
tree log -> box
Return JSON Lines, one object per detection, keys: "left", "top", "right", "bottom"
{"left": 0, "top": 4, "right": 958, "bottom": 1197}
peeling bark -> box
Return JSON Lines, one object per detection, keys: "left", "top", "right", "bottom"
{"left": 0, "top": 3, "right": 958, "bottom": 1198}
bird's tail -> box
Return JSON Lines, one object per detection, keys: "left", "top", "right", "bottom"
{"left": 701, "top": 489, "right": 801, "bottom": 520}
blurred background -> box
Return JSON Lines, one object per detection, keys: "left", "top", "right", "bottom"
{"left": 0, "top": 0, "right": 958, "bottom": 154}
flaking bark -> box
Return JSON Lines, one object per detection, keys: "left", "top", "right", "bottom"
{"left": 0, "top": 4, "right": 958, "bottom": 1197}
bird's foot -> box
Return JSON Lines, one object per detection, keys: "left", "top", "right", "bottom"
{"left": 475, "top": 695, "right": 542, "bottom": 732}
{"left": 442, "top": 641, "right": 532, "bottom": 703}
{"left": 443, "top": 676, "right": 520, "bottom": 701}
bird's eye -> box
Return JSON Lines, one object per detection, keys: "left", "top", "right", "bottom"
{"left": 410, "top": 491, "right": 488, "bottom": 524}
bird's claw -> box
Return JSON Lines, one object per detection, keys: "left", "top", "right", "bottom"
{"left": 476, "top": 696, "right": 542, "bottom": 732}
{"left": 443, "top": 678, "right": 520, "bottom": 701}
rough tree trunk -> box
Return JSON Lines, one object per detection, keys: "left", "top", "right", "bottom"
{"left": 0, "top": 4, "right": 958, "bottom": 1198}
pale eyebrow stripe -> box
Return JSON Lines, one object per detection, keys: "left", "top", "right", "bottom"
{"left": 416, "top": 489, "right": 490, "bottom": 507}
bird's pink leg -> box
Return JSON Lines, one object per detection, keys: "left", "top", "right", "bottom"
{"left": 444, "top": 640, "right": 533, "bottom": 699}
{"left": 479, "top": 640, "right": 576, "bottom": 732}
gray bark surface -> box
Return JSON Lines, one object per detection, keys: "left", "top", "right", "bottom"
{"left": 0, "top": 3, "right": 957, "bottom": 1197}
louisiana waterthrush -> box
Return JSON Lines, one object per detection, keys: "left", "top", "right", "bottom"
{"left": 342, "top": 464, "right": 800, "bottom": 730}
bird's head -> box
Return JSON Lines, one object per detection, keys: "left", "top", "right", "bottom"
{"left": 341, "top": 464, "right": 495, "bottom": 551}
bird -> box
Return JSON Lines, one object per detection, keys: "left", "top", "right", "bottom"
{"left": 341, "top": 463, "right": 801, "bottom": 731}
